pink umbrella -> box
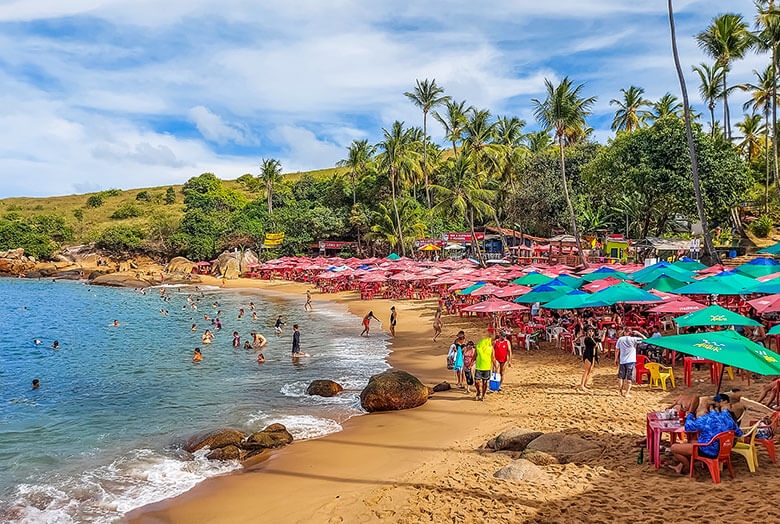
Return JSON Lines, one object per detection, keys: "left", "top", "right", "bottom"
{"left": 581, "top": 277, "right": 624, "bottom": 292}
{"left": 469, "top": 283, "right": 505, "bottom": 296}
{"left": 647, "top": 299, "right": 706, "bottom": 314}
{"left": 462, "top": 297, "right": 529, "bottom": 313}
{"left": 493, "top": 284, "right": 533, "bottom": 298}
{"left": 648, "top": 290, "right": 679, "bottom": 301}
{"left": 748, "top": 294, "right": 780, "bottom": 313}
{"left": 697, "top": 264, "right": 728, "bottom": 275}
{"left": 450, "top": 280, "right": 478, "bottom": 291}
{"left": 757, "top": 272, "right": 780, "bottom": 283}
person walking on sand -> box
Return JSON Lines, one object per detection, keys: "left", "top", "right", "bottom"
{"left": 579, "top": 328, "right": 598, "bottom": 391}
{"left": 462, "top": 341, "right": 476, "bottom": 394}
{"left": 361, "top": 311, "right": 379, "bottom": 336}
{"left": 389, "top": 306, "right": 397, "bottom": 337}
{"left": 304, "top": 290, "right": 313, "bottom": 311}
{"left": 432, "top": 306, "right": 442, "bottom": 342}
{"left": 448, "top": 332, "right": 465, "bottom": 388}
{"left": 493, "top": 333, "right": 512, "bottom": 392}
{"left": 474, "top": 338, "right": 495, "bottom": 401}
{"left": 615, "top": 327, "right": 647, "bottom": 398}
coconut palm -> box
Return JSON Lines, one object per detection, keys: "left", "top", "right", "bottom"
{"left": 667, "top": 0, "right": 720, "bottom": 264}
{"left": 366, "top": 200, "right": 426, "bottom": 252}
{"left": 493, "top": 115, "right": 526, "bottom": 190}
{"left": 336, "top": 139, "right": 374, "bottom": 205}
{"left": 431, "top": 154, "right": 495, "bottom": 266}
{"left": 736, "top": 114, "right": 764, "bottom": 162}
{"left": 609, "top": 86, "right": 652, "bottom": 132}
{"left": 531, "top": 77, "right": 596, "bottom": 267}
{"left": 259, "top": 158, "right": 283, "bottom": 215}
{"left": 375, "top": 121, "right": 418, "bottom": 257}
{"left": 696, "top": 13, "right": 754, "bottom": 139}
{"left": 404, "top": 79, "right": 450, "bottom": 208}
{"left": 648, "top": 93, "right": 685, "bottom": 121}
{"left": 432, "top": 99, "right": 472, "bottom": 155}
{"left": 692, "top": 63, "right": 725, "bottom": 137}
{"left": 525, "top": 130, "right": 553, "bottom": 153}
{"left": 756, "top": 2, "right": 780, "bottom": 204}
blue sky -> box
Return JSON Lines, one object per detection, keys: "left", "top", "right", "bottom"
{"left": 0, "top": 0, "right": 765, "bottom": 197}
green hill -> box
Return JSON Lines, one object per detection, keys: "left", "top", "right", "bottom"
{"left": 0, "top": 167, "right": 344, "bottom": 244}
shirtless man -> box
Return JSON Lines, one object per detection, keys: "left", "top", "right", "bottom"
{"left": 252, "top": 332, "right": 267, "bottom": 349}
{"left": 432, "top": 306, "right": 443, "bottom": 342}
{"left": 305, "top": 290, "right": 313, "bottom": 311}
{"left": 667, "top": 393, "right": 700, "bottom": 417}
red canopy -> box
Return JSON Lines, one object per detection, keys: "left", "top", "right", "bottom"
{"left": 581, "top": 277, "right": 624, "bottom": 292}
{"left": 493, "top": 284, "right": 533, "bottom": 298}
{"left": 748, "top": 294, "right": 780, "bottom": 313}
{"left": 646, "top": 299, "right": 706, "bottom": 314}
{"left": 462, "top": 297, "right": 529, "bottom": 313}
{"left": 469, "top": 283, "right": 505, "bottom": 296}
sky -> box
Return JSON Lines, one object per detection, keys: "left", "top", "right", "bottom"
{"left": 0, "top": 0, "right": 767, "bottom": 197}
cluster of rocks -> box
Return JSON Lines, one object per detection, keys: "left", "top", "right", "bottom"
{"left": 485, "top": 427, "right": 602, "bottom": 482}
{"left": 0, "top": 248, "right": 36, "bottom": 275}
{"left": 186, "top": 424, "right": 294, "bottom": 467}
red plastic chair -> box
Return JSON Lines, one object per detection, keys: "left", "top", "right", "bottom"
{"left": 635, "top": 355, "right": 651, "bottom": 385}
{"left": 755, "top": 411, "right": 779, "bottom": 464}
{"left": 690, "top": 431, "right": 736, "bottom": 483}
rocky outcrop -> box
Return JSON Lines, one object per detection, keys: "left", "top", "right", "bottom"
{"left": 494, "top": 459, "right": 549, "bottom": 482}
{"left": 207, "top": 445, "right": 241, "bottom": 461}
{"left": 211, "top": 249, "right": 259, "bottom": 279}
{"left": 0, "top": 248, "right": 24, "bottom": 259}
{"left": 307, "top": 380, "right": 344, "bottom": 397}
{"left": 488, "top": 428, "right": 543, "bottom": 452}
{"left": 168, "top": 256, "right": 196, "bottom": 274}
{"left": 432, "top": 381, "right": 451, "bottom": 392}
{"left": 243, "top": 423, "right": 294, "bottom": 449}
{"left": 90, "top": 273, "right": 151, "bottom": 288}
{"left": 186, "top": 429, "right": 248, "bottom": 453}
{"left": 0, "top": 248, "right": 36, "bottom": 275}
{"left": 524, "top": 432, "right": 601, "bottom": 463}
{"left": 360, "top": 369, "right": 429, "bottom": 412}
{"left": 520, "top": 449, "right": 559, "bottom": 466}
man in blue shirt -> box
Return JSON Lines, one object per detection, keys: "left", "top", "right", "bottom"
{"left": 668, "top": 394, "right": 742, "bottom": 474}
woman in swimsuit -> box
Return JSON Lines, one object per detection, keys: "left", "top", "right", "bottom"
{"left": 193, "top": 348, "right": 203, "bottom": 362}
{"left": 232, "top": 332, "right": 240, "bottom": 347}
{"left": 389, "top": 306, "right": 397, "bottom": 337}
{"left": 433, "top": 306, "right": 443, "bottom": 342}
{"left": 579, "top": 328, "right": 598, "bottom": 391}
{"left": 361, "top": 311, "right": 379, "bottom": 336}
{"left": 202, "top": 330, "right": 213, "bottom": 344}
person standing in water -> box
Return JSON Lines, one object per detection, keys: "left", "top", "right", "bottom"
{"left": 292, "top": 324, "right": 306, "bottom": 356}
{"left": 32, "top": 379, "right": 40, "bottom": 390}
{"left": 275, "top": 316, "right": 285, "bottom": 334}
{"left": 252, "top": 332, "right": 267, "bottom": 349}
{"left": 361, "top": 311, "right": 379, "bottom": 336}
{"left": 389, "top": 306, "right": 397, "bottom": 337}
{"left": 193, "top": 348, "right": 203, "bottom": 362}
{"left": 305, "top": 290, "right": 313, "bottom": 311}
{"left": 232, "top": 332, "right": 241, "bottom": 347}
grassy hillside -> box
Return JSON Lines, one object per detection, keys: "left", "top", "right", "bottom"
{"left": 0, "top": 167, "right": 344, "bottom": 244}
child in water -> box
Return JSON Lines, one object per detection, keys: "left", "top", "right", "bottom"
{"left": 243, "top": 341, "right": 252, "bottom": 349}
{"left": 232, "top": 332, "right": 240, "bottom": 347}
{"left": 193, "top": 348, "right": 203, "bottom": 362}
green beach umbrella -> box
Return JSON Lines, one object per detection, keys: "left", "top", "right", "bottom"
{"left": 735, "top": 258, "right": 780, "bottom": 278}
{"left": 631, "top": 267, "right": 695, "bottom": 284}
{"left": 542, "top": 290, "right": 608, "bottom": 309}
{"left": 768, "top": 325, "right": 780, "bottom": 335}
{"left": 674, "top": 274, "right": 755, "bottom": 295}
{"left": 643, "top": 275, "right": 688, "bottom": 292}
{"left": 386, "top": 253, "right": 401, "bottom": 260}
{"left": 514, "top": 283, "right": 574, "bottom": 303}
{"left": 746, "top": 278, "right": 780, "bottom": 295}
{"left": 579, "top": 268, "right": 630, "bottom": 283}
{"left": 642, "top": 330, "right": 780, "bottom": 376}
{"left": 458, "top": 282, "right": 486, "bottom": 295}
{"left": 758, "top": 242, "right": 780, "bottom": 255}
{"left": 629, "top": 261, "right": 681, "bottom": 281}
{"left": 553, "top": 273, "right": 583, "bottom": 288}
{"left": 581, "top": 281, "right": 661, "bottom": 306}
{"left": 674, "top": 304, "right": 761, "bottom": 327}
{"left": 672, "top": 257, "right": 708, "bottom": 271}
{"left": 512, "top": 272, "right": 553, "bottom": 287}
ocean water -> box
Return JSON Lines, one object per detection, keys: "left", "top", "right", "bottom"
{"left": 0, "top": 279, "right": 389, "bottom": 523}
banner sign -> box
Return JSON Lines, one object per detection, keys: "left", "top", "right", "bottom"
{"left": 445, "top": 232, "right": 485, "bottom": 242}
{"left": 264, "top": 232, "right": 285, "bottom": 246}
{"left": 414, "top": 238, "right": 445, "bottom": 247}
{"left": 319, "top": 241, "right": 354, "bottom": 249}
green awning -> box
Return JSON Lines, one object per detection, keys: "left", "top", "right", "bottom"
{"left": 579, "top": 269, "right": 630, "bottom": 283}
{"left": 581, "top": 281, "right": 661, "bottom": 306}
{"left": 386, "top": 253, "right": 401, "bottom": 260}
{"left": 674, "top": 304, "right": 761, "bottom": 327}
{"left": 735, "top": 264, "right": 780, "bottom": 278}
{"left": 630, "top": 266, "right": 695, "bottom": 284}
{"left": 542, "top": 290, "right": 608, "bottom": 309}
{"left": 458, "top": 282, "right": 486, "bottom": 295}
{"left": 642, "top": 330, "right": 780, "bottom": 375}
{"left": 674, "top": 274, "right": 755, "bottom": 295}
{"left": 514, "top": 284, "right": 574, "bottom": 303}
{"left": 643, "top": 275, "right": 688, "bottom": 292}
{"left": 553, "top": 273, "right": 583, "bottom": 288}
{"left": 511, "top": 272, "right": 553, "bottom": 286}
{"left": 672, "top": 259, "right": 708, "bottom": 271}
{"left": 758, "top": 242, "right": 780, "bottom": 255}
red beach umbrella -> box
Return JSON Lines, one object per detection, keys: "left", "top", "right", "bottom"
{"left": 748, "top": 294, "right": 780, "bottom": 313}
{"left": 462, "top": 297, "right": 529, "bottom": 313}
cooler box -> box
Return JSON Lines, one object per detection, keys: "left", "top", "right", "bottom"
{"left": 489, "top": 372, "right": 501, "bottom": 391}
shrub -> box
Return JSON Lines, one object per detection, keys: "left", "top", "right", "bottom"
{"left": 101, "top": 189, "right": 121, "bottom": 197}
{"left": 86, "top": 194, "right": 104, "bottom": 208}
{"left": 165, "top": 187, "right": 176, "bottom": 204}
{"left": 752, "top": 215, "right": 773, "bottom": 238}
{"left": 136, "top": 191, "right": 151, "bottom": 201}
{"left": 73, "top": 209, "right": 84, "bottom": 222}
{"left": 110, "top": 203, "right": 142, "bottom": 220}
{"left": 96, "top": 225, "right": 145, "bottom": 252}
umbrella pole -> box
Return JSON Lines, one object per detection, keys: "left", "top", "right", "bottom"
{"left": 715, "top": 364, "right": 725, "bottom": 395}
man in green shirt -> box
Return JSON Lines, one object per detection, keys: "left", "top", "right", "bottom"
{"left": 474, "top": 338, "right": 495, "bottom": 401}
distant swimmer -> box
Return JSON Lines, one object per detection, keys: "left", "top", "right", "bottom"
{"left": 32, "top": 379, "right": 39, "bottom": 390}
{"left": 243, "top": 341, "right": 252, "bottom": 349}
{"left": 238, "top": 309, "right": 245, "bottom": 320}
{"left": 202, "top": 330, "right": 213, "bottom": 344}
{"left": 204, "top": 314, "right": 210, "bottom": 321}
{"left": 252, "top": 312, "right": 258, "bottom": 321}
{"left": 304, "top": 290, "right": 313, "bottom": 311}
{"left": 213, "top": 301, "right": 219, "bottom": 308}
{"left": 111, "top": 320, "right": 119, "bottom": 327}
{"left": 252, "top": 332, "right": 267, "bottom": 349}
{"left": 34, "top": 339, "right": 41, "bottom": 345}
{"left": 191, "top": 324, "right": 197, "bottom": 332}
{"left": 275, "top": 316, "right": 285, "bottom": 335}
{"left": 51, "top": 340, "right": 59, "bottom": 350}
{"left": 193, "top": 348, "right": 203, "bottom": 362}
{"left": 360, "top": 311, "right": 379, "bottom": 337}
{"left": 249, "top": 302, "right": 255, "bottom": 311}
{"left": 291, "top": 324, "right": 307, "bottom": 357}
{"left": 257, "top": 352, "right": 266, "bottom": 363}
{"left": 233, "top": 332, "right": 241, "bottom": 347}
{"left": 215, "top": 319, "right": 222, "bottom": 330}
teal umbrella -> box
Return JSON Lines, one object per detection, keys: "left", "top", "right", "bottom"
{"left": 672, "top": 257, "right": 707, "bottom": 271}
{"left": 512, "top": 272, "right": 553, "bottom": 286}
{"left": 642, "top": 330, "right": 780, "bottom": 377}
{"left": 758, "top": 242, "right": 780, "bottom": 255}
{"left": 386, "top": 253, "right": 401, "bottom": 260}
{"left": 674, "top": 274, "right": 755, "bottom": 295}
{"left": 631, "top": 267, "right": 695, "bottom": 284}
{"left": 674, "top": 304, "right": 761, "bottom": 327}
{"left": 458, "top": 282, "right": 486, "bottom": 295}
{"left": 542, "top": 290, "right": 608, "bottom": 309}
{"left": 553, "top": 273, "right": 583, "bottom": 288}
{"left": 736, "top": 257, "right": 780, "bottom": 278}
{"left": 629, "top": 261, "right": 681, "bottom": 281}
{"left": 514, "top": 283, "right": 574, "bottom": 304}
{"left": 580, "top": 281, "right": 661, "bottom": 307}
{"left": 643, "top": 275, "right": 688, "bottom": 292}
{"left": 749, "top": 278, "right": 780, "bottom": 294}
{"left": 769, "top": 325, "right": 780, "bottom": 335}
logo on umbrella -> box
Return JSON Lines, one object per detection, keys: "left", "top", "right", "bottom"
{"left": 694, "top": 340, "right": 724, "bottom": 352}
{"left": 709, "top": 315, "right": 728, "bottom": 322}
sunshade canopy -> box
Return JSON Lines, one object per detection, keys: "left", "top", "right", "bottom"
{"left": 758, "top": 242, "right": 780, "bottom": 255}
{"left": 747, "top": 294, "right": 780, "bottom": 313}
{"left": 674, "top": 304, "right": 761, "bottom": 327}
{"left": 462, "top": 297, "right": 529, "bottom": 313}
{"left": 512, "top": 272, "right": 553, "bottom": 286}
{"left": 643, "top": 275, "right": 689, "bottom": 292}
{"left": 647, "top": 298, "right": 706, "bottom": 314}
{"left": 581, "top": 282, "right": 661, "bottom": 306}
{"left": 542, "top": 290, "right": 609, "bottom": 309}
{"left": 514, "top": 283, "right": 574, "bottom": 303}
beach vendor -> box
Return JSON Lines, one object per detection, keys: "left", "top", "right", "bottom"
{"left": 474, "top": 338, "right": 495, "bottom": 402}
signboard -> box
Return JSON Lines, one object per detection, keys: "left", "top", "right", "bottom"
{"left": 319, "top": 241, "right": 354, "bottom": 250}
{"left": 264, "top": 232, "right": 285, "bottom": 246}
{"left": 445, "top": 232, "right": 485, "bottom": 242}
{"left": 414, "top": 238, "right": 445, "bottom": 247}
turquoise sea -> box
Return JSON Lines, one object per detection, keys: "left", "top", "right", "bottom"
{"left": 0, "top": 279, "right": 389, "bottom": 522}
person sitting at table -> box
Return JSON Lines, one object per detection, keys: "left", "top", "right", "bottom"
{"left": 758, "top": 377, "right": 780, "bottom": 407}
{"left": 668, "top": 394, "right": 743, "bottom": 474}
{"left": 667, "top": 393, "right": 700, "bottom": 418}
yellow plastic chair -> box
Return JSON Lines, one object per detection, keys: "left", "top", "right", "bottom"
{"left": 733, "top": 422, "right": 761, "bottom": 473}
{"left": 645, "top": 362, "right": 675, "bottom": 391}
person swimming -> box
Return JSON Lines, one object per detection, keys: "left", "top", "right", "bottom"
{"left": 232, "top": 332, "right": 241, "bottom": 347}
{"left": 111, "top": 320, "right": 119, "bottom": 327}
{"left": 252, "top": 312, "right": 258, "bottom": 321}
{"left": 202, "top": 330, "right": 213, "bottom": 344}
{"left": 238, "top": 308, "right": 245, "bottom": 320}
{"left": 243, "top": 341, "right": 252, "bottom": 349}
{"left": 34, "top": 339, "right": 41, "bottom": 345}
{"left": 191, "top": 323, "right": 197, "bottom": 332}
{"left": 193, "top": 348, "right": 203, "bottom": 362}
{"left": 32, "top": 379, "right": 39, "bottom": 390}
{"left": 51, "top": 340, "right": 59, "bottom": 349}
{"left": 257, "top": 352, "right": 266, "bottom": 363}
{"left": 249, "top": 302, "right": 255, "bottom": 311}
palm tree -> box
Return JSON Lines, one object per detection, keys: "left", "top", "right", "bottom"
{"left": 431, "top": 154, "right": 495, "bottom": 266}
{"left": 259, "top": 158, "right": 282, "bottom": 215}
{"left": 648, "top": 93, "right": 685, "bottom": 121}
{"left": 736, "top": 114, "right": 764, "bottom": 162}
{"left": 531, "top": 77, "right": 596, "bottom": 267}
{"left": 696, "top": 13, "right": 754, "bottom": 139}
{"left": 376, "top": 121, "right": 418, "bottom": 257}
{"left": 366, "top": 200, "right": 426, "bottom": 253}
{"left": 404, "top": 79, "right": 450, "bottom": 208}
{"left": 692, "top": 63, "right": 725, "bottom": 137}
{"left": 336, "top": 139, "right": 374, "bottom": 205}
{"left": 432, "top": 100, "right": 472, "bottom": 155}
{"left": 494, "top": 116, "right": 526, "bottom": 191}
{"left": 756, "top": 2, "right": 780, "bottom": 204}
{"left": 609, "top": 86, "right": 651, "bottom": 132}
{"left": 525, "top": 130, "right": 553, "bottom": 152}
{"left": 668, "top": 0, "right": 720, "bottom": 264}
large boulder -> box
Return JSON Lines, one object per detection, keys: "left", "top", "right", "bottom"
{"left": 524, "top": 432, "right": 601, "bottom": 463}
{"left": 185, "top": 429, "right": 247, "bottom": 453}
{"left": 307, "top": 380, "right": 343, "bottom": 397}
{"left": 238, "top": 249, "right": 259, "bottom": 271}
{"left": 0, "top": 248, "right": 25, "bottom": 259}
{"left": 491, "top": 428, "right": 544, "bottom": 452}
{"left": 520, "top": 449, "right": 559, "bottom": 466}
{"left": 90, "top": 273, "right": 150, "bottom": 288}
{"left": 243, "top": 423, "right": 294, "bottom": 449}
{"left": 207, "top": 445, "right": 241, "bottom": 461}
{"left": 168, "top": 256, "right": 196, "bottom": 274}
{"left": 360, "top": 369, "right": 429, "bottom": 412}
{"left": 494, "top": 459, "right": 549, "bottom": 482}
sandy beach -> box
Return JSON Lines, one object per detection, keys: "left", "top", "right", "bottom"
{"left": 126, "top": 279, "right": 780, "bottom": 523}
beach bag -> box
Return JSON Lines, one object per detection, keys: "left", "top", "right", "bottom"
{"left": 489, "top": 372, "right": 501, "bottom": 391}
{"left": 464, "top": 368, "right": 474, "bottom": 386}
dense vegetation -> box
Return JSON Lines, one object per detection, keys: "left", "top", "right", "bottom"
{"left": 0, "top": 3, "right": 779, "bottom": 262}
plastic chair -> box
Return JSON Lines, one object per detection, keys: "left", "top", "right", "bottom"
{"left": 635, "top": 355, "right": 651, "bottom": 385}
{"left": 525, "top": 332, "right": 540, "bottom": 351}
{"left": 690, "top": 431, "right": 736, "bottom": 483}
{"left": 756, "top": 411, "right": 779, "bottom": 464}
{"left": 645, "top": 362, "right": 675, "bottom": 391}
{"left": 733, "top": 422, "right": 761, "bottom": 473}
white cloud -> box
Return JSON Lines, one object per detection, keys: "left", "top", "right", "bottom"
{"left": 187, "top": 106, "right": 253, "bottom": 145}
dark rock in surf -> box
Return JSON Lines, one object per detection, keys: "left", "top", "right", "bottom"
{"left": 207, "top": 445, "right": 241, "bottom": 461}
{"left": 243, "top": 423, "right": 294, "bottom": 449}
{"left": 306, "top": 380, "right": 344, "bottom": 397}
{"left": 185, "top": 429, "right": 247, "bottom": 453}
